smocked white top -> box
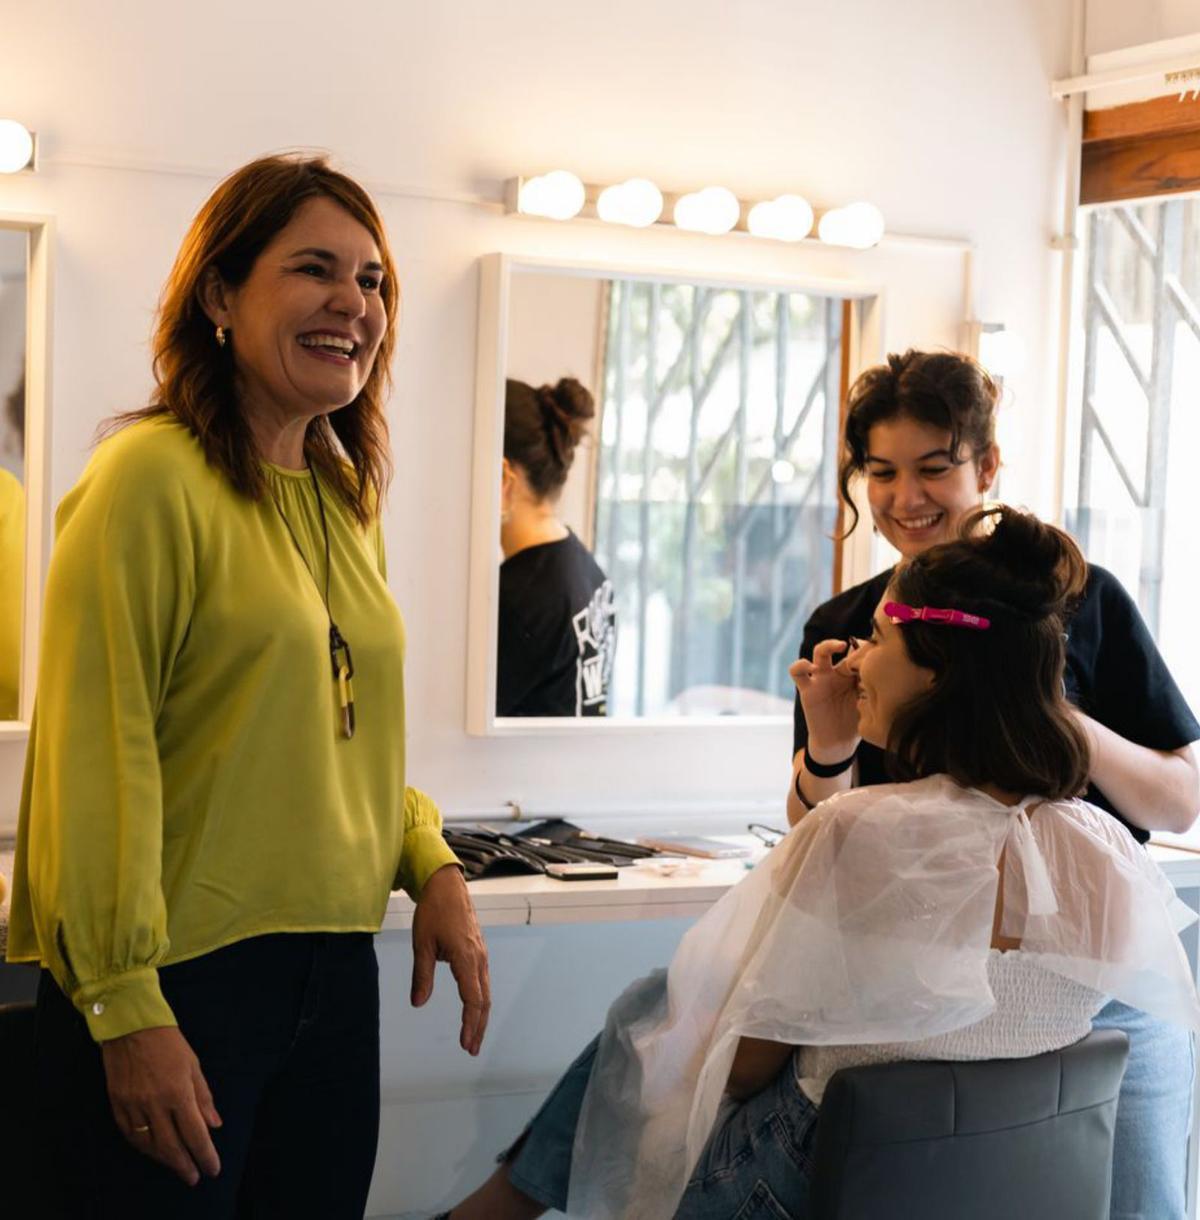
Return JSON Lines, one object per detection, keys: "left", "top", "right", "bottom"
{"left": 794, "top": 949, "right": 1106, "bottom": 1104}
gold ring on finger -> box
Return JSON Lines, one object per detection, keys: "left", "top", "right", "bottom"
{"left": 132, "top": 1124, "right": 151, "bottom": 1135}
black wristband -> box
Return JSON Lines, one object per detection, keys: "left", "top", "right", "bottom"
{"left": 794, "top": 770, "right": 814, "bottom": 810}
{"left": 803, "top": 747, "right": 857, "bottom": 778}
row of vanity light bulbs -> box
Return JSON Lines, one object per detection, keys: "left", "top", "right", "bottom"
{"left": 0, "top": 119, "right": 883, "bottom": 249}
{"left": 516, "top": 170, "right": 885, "bottom": 248}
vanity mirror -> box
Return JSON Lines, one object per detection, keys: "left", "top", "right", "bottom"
{"left": 0, "top": 213, "right": 53, "bottom": 736}
{"left": 468, "top": 255, "right": 881, "bottom": 733}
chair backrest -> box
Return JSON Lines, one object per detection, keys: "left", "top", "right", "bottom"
{"left": 810, "top": 1029, "right": 1130, "bottom": 1220}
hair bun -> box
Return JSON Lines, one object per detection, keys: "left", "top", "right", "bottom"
{"left": 536, "top": 377, "right": 595, "bottom": 465}
{"left": 539, "top": 377, "right": 594, "bottom": 437}
{"left": 965, "top": 505, "right": 1087, "bottom": 619}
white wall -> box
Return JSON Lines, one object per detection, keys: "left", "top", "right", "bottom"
{"left": 0, "top": 0, "right": 1084, "bottom": 830}
{"left": 1087, "top": 0, "right": 1200, "bottom": 54}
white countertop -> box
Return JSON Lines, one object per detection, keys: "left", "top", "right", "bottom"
{"left": 382, "top": 854, "right": 756, "bottom": 930}
{"left": 378, "top": 843, "right": 1200, "bottom": 930}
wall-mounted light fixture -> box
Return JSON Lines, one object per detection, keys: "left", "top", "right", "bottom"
{"left": 816, "top": 202, "right": 885, "bottom": 250}
{"left": 596, "top": 178, "right": 663, "bottom": 228}
{"left": 515, "top": 170, "right": 586, "bottom": 220}
{"left": 672, "top": 186, "right": 741, "bottom": 235}
{"left": 0, "top": 121, "right": 36, "bottom": 174}
{"left": 747, "top": 195, "right": 814, "bottom": 242}
{"left": 505, "top": 173, "right": 884, "bottom": 248}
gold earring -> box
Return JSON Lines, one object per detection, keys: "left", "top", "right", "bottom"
{"left": 215, "top": 325, "right": 227, "bottom": 347}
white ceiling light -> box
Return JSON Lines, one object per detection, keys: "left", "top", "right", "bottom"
{"left": 817, "top": 202, "right": 885, "bottom": 249}
{"left": 0, "top": 120, "right": 35, "bottom": 174}
{"left": 517, "top": 171, "right": 586, "bottom": 220}
{"left": 770, "top": 458, "right": 797, "bottom": 484}
{"left": 747, "top": 195, "right": 814, "bottom": 242}
{"left": 673, "top": 186, "right": 741, "bottom": 235}
{"left": 597, "top": 178, "right": 663, "bottom": 228}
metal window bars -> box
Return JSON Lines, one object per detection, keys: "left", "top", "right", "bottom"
{"left": 1075, "top": 199, "right": 1200, "bottom": 637}
{"left": 594, "top": 279, "right": 842, "bottom": 715}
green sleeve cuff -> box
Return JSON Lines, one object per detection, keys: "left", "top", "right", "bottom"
{"left": 396, "top": 827, "right": 462, "bottom": 900}
{"left": 75, "top": 967, "right": 177, "bottom": 1042}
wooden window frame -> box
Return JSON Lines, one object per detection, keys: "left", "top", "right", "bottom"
{"left": 1082, "top": 95, "right": 1200, "bottom": 206}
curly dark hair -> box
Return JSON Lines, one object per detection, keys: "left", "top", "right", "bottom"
{"left": 884, "top": 505, "right": 1090, "bottom": 800}
{"left": 838, "top": 349, "right": 998, "bottom": 536}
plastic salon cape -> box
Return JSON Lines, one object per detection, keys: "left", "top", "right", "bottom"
{"left": 567, "top": 776, "right": 1200, "bottom": 1220}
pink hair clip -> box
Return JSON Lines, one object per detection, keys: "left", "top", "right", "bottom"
{"left": 884, "top": 600, "right": 991, "bottom": 630}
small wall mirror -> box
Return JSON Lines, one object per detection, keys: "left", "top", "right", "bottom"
{"left": 0, "top": 228, "right": 26, "bottom": 720}
{"left": 0, "top": 214, "right": 53, "bottom": 736}
{"left": 468, "top": 256, "right": 878, "bottom": 733}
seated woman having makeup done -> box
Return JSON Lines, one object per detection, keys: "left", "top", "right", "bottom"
{"left": 442, "top": 506, "right": 1200, "bottom": 1220}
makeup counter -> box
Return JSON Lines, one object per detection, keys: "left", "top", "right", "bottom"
{"left": 4, "top": 836, "right": 1200, "bottom": 1218}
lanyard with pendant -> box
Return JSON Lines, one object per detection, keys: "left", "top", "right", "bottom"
{"left": 271, "top": 466, "right": 356, "bottom": 739}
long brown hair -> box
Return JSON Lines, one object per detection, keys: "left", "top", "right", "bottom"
{"left": 838, "top": 349, "right": 998, "bottom": 536}
{"left": 885, "top": 505, "right": 1090, "bottom": 800}
{"left": 106, "top": 153, "right": 396, "bottom": 525}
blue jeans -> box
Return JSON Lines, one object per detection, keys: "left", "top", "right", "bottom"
{"left": 1092, "top": 998, "right": 1196, "bottom": 1220}
{"left": 505, "top": 1035, "right": 820, "bottom": 1219}
{"left": 31, "top": 932, "right": 381, "bottom": 1220}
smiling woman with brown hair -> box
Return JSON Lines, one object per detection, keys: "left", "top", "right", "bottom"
{"left": 7, "top": 154, "right": 490, "bottom": 1219}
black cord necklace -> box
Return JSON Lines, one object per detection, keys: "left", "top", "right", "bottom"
{"left": 271, "top": 465, "right": 356, "bottom": 739}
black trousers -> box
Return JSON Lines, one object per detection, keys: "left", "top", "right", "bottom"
{"left": 29, "top": 932, "right": 381, "bottom": 1220}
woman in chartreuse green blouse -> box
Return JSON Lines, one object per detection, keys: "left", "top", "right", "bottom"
{"left": 6, "top": 155, "right": 490, "bottom": 1220}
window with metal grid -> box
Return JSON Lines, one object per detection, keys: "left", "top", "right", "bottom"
{"left": 1067, "top": 195, "right": 1200, "bottom": 707}
{"left": 593, "top": 279, "right": 843, "bottom": 717}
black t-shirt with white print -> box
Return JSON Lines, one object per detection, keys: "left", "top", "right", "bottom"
{"left": 792, "top": 563, "right": 1200, "bottom": 844}
{"left": 497, "top": 531, "right": 616, "bottom": 717}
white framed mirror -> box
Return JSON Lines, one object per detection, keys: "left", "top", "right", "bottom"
{"left": 0, "top": 213, "right": 53, "bottom": 738}
{"left": 466, "top": 254, "right": 882, "bottom": 735}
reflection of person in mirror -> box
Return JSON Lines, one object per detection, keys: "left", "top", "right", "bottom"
{"left": 789, "top": 349, "right": 1200, "bottom": 1220}
{"left": 497, "top": 376, "right": 615, "bottom": 717}
{"left": 442, "top": 508, "right": 1200, "bottom": 1220}
{"left": 0, "top": 373, "right": 24, "bottom": 718}
{"left": 6, "top": 155, "right": 489, "bottom": 1219}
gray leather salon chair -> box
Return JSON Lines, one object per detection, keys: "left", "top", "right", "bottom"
{"left": 810, "top": 1028, "right": 1129, "bottom": 1220}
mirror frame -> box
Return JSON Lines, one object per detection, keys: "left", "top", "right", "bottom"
{"left": 0, "top": 212, "right": 54, "bottom": 740}
{"left": 466, "top": 253, "right": 884, "bottom": 736}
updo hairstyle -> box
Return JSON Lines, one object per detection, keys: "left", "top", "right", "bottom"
{"left": 504, "top": 377, "right": 595, "bottom": 501}
{"left": 839, "top": 350, "right": 999, "bottom": 535}
{"left": 885, "top": 505, "right": 1090, "bottom": 800}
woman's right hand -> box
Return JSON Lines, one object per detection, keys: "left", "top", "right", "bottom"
{"left": 100, "top": 1026, "right": 223, "bottom": 1186}
{"left": 789, "top": 638, "right": 862, "bottom": 759}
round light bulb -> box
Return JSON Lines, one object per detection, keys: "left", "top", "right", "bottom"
{"left": 0, "top": 121, "right": 34, "bottom": 174}
{"left": 747, "top": 195, "right": 814, "bottom": 242}
{"left": 518, "top": 170, "right": 586, "bottom": 220}
{"left": 597, "top": 178, "right": 663, "bottom": 228}
{"left": 770, "top": 458, "right": 796, "bottom": 484}
{"left": 673, "top": 186, "right": 740, "bottom": 236}
{"left": 817, "top": 202, "right": 885, "bottom": 249}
